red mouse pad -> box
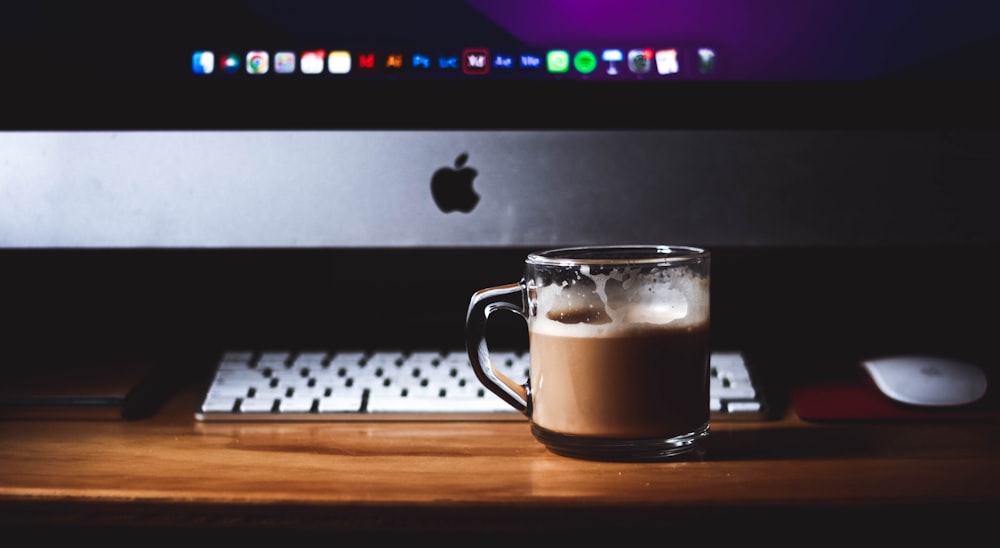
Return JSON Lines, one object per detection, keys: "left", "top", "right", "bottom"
{"left": 792, "top": 381, "right": 1000, "bottom": 422}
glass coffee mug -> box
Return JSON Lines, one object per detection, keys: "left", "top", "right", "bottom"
{"left": 466, "top": 245, "right": 711, "bottom": 461}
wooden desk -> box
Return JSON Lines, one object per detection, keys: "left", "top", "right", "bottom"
{"left": 2, "top": 378, "right": 999, "bottom": 542}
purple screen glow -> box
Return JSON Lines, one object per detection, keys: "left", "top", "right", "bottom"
{"left": 467, "top": 0, "right": 1000, "bottom": 80}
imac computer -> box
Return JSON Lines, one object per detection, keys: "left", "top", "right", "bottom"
{"left": 2, "top": 0, "right": 998, "bottom": 376}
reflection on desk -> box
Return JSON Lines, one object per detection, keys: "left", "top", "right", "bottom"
{"left": 1, "top": 379, "right": 999, "bottom": 543}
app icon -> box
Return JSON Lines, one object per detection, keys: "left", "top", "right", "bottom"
{"left": 412, "top": 54, "right": 431, "bottom": 69}
{"left": 438, "top": 56, "right": 459, "bottom": 69}
{"left": 357, "top": 52, "right": 377, "bottom": 70}
{"left": 463, "top": 49, "right": 489, "bottom": 74}
{"left": 246, "top": 51, "right": 269, "bottom": 74}
{"left": 546, "top": 50, "right": 569, "bottom": 73}
{"left": 493, "top": 54, "right": 514, "bottom": 69}
{"left": 274, "top": 51, "right": 296, "bottom": 74}
{"left": 386, "top": 53, "right": 404, "bottom": 69}
{"left": 655, "top": 49, "right": 679, "bottom": 75}
{"left": 192, "top": 51, "right": 214, "bottom": 74}
{"left": 601, "top": 49, "right": 623, "bottom": 75}
{"left": 301, "top": 50, "right": 325, "bottom": 74}
{"left": 698, "top": 48, "right": 716, "bottom": 74}
{"left": 573, "top": 50, "right": 597, "bottom": 74}
{"left": 520, "top": 54, "right": 542, "bottom": 69}
{"left": 627, "top": 49, "right": 652, "bottom": 73}
{"left": 328, "top": 51, "right": 351, "bottom": 74}
{"left": 221, "top": 53, "right": 240, "bottom": 74}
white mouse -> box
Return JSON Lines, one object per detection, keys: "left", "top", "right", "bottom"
{"left": 859, "top": 355, "right": 989, "bottom": 407}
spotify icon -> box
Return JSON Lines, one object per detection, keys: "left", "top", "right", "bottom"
{"left": 573, "top": 50, "right": 597, "bottom": 74}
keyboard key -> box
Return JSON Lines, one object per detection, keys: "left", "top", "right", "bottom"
{"left": 316, "top": 389, "right": 364, "bottom": 413}
{"left": 278, "top": 396, "right": 317, "bottom": 413}
{"left": 711, "top": 384, "right": 757, "bottom": 400}
{"left": 201, "top": 395, "right": 239, "bottom": 413}
{"left": 726, "top": 401, "right": 763, "bottom": 413}
{"left": 238, "top": 397, "right": 278, "bottom": 413}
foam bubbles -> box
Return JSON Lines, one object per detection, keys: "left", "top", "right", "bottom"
{"left": 531, "top": 264, "right": 709, "bottom": 337}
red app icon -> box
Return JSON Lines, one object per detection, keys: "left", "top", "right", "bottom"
{"left": 357, "top": 52, "right": 377, "bottom": 70}
{"left": 462, "top": 49, "right": 489, "bottom": 74}
{"left": 301, "top": 50, "right": 325, "bottom": 74}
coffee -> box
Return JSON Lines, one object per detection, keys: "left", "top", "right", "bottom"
{"left": 529, "top": 321, "right": 709, "bottom": 439}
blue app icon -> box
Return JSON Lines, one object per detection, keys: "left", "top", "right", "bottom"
{"left": 520, "top": 54, "right": 542, "bottom": 69}
{"left": 192, "top": 51, "right": 214, "bottom": 74}
{"left": 413, "top": 54, "right": 431, "bottom": 69}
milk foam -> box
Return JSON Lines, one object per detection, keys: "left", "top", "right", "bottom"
{"left": 530, "top": 265, "right": 709, "bottom": 337}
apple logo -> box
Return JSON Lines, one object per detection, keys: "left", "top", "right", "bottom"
{"left": 430, "top": 152, "right": 480, "bottom": 213}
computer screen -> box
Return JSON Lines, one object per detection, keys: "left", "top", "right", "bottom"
{"left": 2, "top": 0, "right": 999, "bottom": 249}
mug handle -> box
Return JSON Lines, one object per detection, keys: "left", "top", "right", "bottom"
{"left": 465, "top": 282, "right": 531, "bottom": 416}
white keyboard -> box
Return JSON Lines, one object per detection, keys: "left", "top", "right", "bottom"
{"left": 195, "top": 349, "right": 769, "bottom": 421}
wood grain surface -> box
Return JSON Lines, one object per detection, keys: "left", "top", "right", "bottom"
{"left": 2, "top": 379, "right": 999, "bottom": 540}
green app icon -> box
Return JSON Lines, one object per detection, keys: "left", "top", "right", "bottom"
{"left": 573, "top": 50, "right": 597, "bottom": 74}
{"left": 546, "top": 50, "right": 570, "bottom": 73}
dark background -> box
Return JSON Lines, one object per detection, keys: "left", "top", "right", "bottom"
{"left": 4, "top": 245, "right": 997, "bottom": 413}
